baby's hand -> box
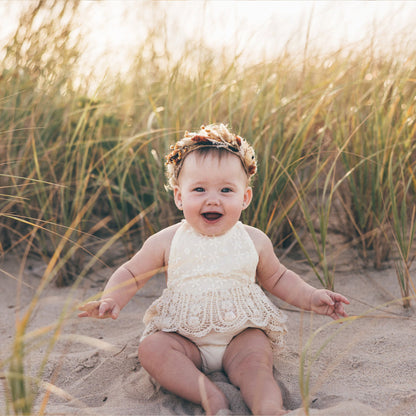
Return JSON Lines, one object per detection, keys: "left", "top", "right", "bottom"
{"left": 78, "top": 299, "right": 120, "bottom": 320}
{"left": 310, "top": 289, "right": 349, "bottom": 320}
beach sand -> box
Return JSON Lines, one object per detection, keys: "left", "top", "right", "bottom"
{"left": 1, "top": 245, "right": 415, "bottom": 416}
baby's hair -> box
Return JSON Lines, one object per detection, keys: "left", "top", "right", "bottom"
{"left": 165, "top": 124, "right": 257, "bottom": 189}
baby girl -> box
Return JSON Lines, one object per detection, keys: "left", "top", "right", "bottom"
{"left": 79, "top": 124, "right": 349, "bottom": 415}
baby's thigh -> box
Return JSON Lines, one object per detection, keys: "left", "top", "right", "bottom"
{"left": 138, "top": 332, "right": 202, "bottom": 369}
{"left": 222, "top": 328, "right": 273, "bottom": 377}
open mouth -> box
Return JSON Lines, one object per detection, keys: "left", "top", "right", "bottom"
{"left": 202, "top": 212, "right": 222, "bottom": 221}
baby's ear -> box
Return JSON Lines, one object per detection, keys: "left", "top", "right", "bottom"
{"left": 242, "top": 186, "right": 253, "bottom": 210}
{"left": 173, "top": 186, "right": 183, "bottom": 210}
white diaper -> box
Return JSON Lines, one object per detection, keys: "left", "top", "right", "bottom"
{"left": 187, "top": 327, "right": 249, "bottom": 374}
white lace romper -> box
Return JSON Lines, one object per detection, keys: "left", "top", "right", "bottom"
{"left": 141, "top": 220, "right": 287, "bottom": 372}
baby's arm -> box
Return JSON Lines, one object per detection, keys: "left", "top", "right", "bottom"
{"left": 78, "top": 264, "right": 142, "bottom": 320}
{"left": 78, "top": 226, "right": 175, "bottom": 319}
{"left": 247, "top": 226, "right": 349, "bottom": 320}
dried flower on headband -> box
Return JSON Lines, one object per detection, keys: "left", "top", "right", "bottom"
{"left": 165, "top": 124, "right": 257, "bottom": 189}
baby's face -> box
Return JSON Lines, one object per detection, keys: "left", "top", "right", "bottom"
{"left": 173, "top": 152, "right": 252, "bottom": 236}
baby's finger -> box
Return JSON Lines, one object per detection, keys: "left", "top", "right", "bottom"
{"left": 77, "top": 301, "right": 101, "bottom": 318}
{"left": 329, "top": 310, "right": 340, "bottom": 320}
{"left": 110, "top": 303, "right": 121, "bottom": 320}
{"left": 321, "top": 291, "right": 335, "bottom": 307}
{"left": 331, "top": 292, "right": 350, "bottom": 305}
{"left": 78, "top": 301, "right": 100, "bottom": 312}
{"left": 335, "top": 302, "right": 348, "bottom": 317}
{"left": 98, "top": 301, "right": 114, "bottom": 318}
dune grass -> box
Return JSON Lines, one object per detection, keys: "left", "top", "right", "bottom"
{"left": 1, "top": 1, "right": 416, "bottom": 414}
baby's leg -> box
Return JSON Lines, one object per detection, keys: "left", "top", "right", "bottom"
{"left": 138, "top": 332, "right": 229, "bottom": 415}
{"left": 223, "top": 328, "right": 288, "bottom": 415}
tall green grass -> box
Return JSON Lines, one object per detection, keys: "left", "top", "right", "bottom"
{"left": 1, "top": 1, "right": 416, "bottom": 414}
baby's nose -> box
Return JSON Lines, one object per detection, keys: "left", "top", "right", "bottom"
{"left": 206, "top": 193, "right": 220, "bottom": 205}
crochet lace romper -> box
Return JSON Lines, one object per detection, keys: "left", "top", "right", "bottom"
{"left": 141, "top": 220, "right": 287, "bottom": 355}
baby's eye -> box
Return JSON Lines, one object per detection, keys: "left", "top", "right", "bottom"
{"left": 221, "top": 187, "right": 233, "bottom": 193}
{"left": 193, "top": 187, "right": 205, "bottom": 192}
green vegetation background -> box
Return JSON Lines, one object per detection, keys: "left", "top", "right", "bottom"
{"left": 1, "top": 1, "right": 415, "bottom": 287}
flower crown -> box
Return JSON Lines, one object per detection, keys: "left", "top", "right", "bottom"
{"left": 165, "top": 124, "right": 257, "bottom": 188}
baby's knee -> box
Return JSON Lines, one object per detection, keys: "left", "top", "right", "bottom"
{"left": 138, "top": 332, "right": 192, "bottom": 365}
{"left": 240, "top": 347, "right": 273, "bottom": 373}
{"left": 225, "top": 332, "right": 274, "bottom": 378}
{"left": 138, "top": 333, "right": 165, "bottom": 365}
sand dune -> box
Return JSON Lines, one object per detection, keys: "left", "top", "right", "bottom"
{"left": 1, "top": 251, "right": 415, "bottom": 415}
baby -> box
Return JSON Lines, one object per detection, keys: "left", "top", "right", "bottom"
{"left": 79, "top": 124, "right": 349, "bottom": 415}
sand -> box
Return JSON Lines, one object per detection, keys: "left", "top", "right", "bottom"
{"left": 1, "top": 246, "right": 415, "bottom": 416}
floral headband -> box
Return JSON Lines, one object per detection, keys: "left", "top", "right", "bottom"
{"left": 165, "top": 124, "right": 257, "bottom": 188}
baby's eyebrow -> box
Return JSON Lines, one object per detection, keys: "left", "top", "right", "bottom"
{"left": 188, "top": 181, "right": 205, "bottom": 187}
{"left": 187, "top": 180, "right": 239, "bottom": 188}
{"left": 221, "top": 181, "right": 239, "bottom": 187}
